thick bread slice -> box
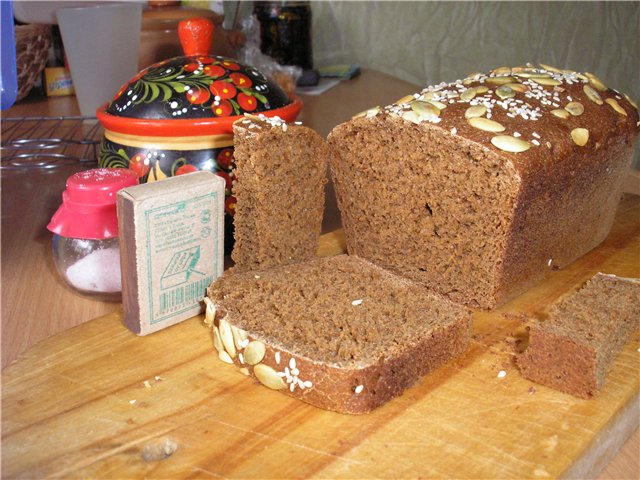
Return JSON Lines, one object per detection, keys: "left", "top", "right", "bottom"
{"left": 231, "top": 115, "right": 329, "bottom": 272}
{"left": 205, "top": 255, "right": 472, "bottom": 414}
{"left": 518, "top": 273, "right": 640, "bottom": 398}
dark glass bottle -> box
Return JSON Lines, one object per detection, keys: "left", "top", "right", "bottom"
{"left": 254, "top": 1, "right": 313, "bottom": 70}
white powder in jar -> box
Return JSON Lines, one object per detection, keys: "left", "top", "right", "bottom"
{"left": 65, "top": 247, "right": 121, "bottom": 293}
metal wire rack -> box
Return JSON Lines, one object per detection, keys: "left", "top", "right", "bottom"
{"left": 0, "top": 116, "right": 103, "bottom": 170}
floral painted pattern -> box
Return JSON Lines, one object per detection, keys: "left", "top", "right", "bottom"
{"left": 106, "top": 55, "right": 290, "bottom": 120}
{"left": 99, "top": 138, "right": 237, "bottom": 217}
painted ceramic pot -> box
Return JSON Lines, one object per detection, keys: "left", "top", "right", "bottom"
{"left": 96, "top": 18, "right": 301, "bottom": 250}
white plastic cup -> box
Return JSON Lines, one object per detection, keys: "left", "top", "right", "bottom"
{"left": 56, "top": 2, "right": 142, "bottom": 117}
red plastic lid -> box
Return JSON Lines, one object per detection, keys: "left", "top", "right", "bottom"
{"left": 47, "top": 168, "right": 139, "bottom": 239}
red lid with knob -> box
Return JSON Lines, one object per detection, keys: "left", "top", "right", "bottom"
{"left": 97, "top": 17, "right": 300, "bottom": 137}
{"left": 47, "top": 168, "right": 139, "bottom": 239}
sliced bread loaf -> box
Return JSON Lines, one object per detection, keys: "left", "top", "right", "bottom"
{"left": 205, "top": 254, "right": 472, "bottom": 414}
{"left": 328, "top": 65, "right": 639, "bottom": 309}
{"left": 518, "top": 273, "right": 640, "bottom": 398}
{"left": 231, "top": 115, "right": 329, "bottom": 272}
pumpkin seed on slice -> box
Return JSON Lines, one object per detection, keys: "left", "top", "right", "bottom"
{"left": 551, "top": 109, "right": 570, "bottom": 119}
{"left": 605, "top": 98, "right": 627, "bottom": 116}
{"left": 213, "top": 326, "right": 223, "bottom": 354}
{"left": 504, "top": 82, "right": 527, "bottom": 93}
{"left": 584, "top": 85, "right": 603, "bottom": 105}
{"left": 571, "top": 128, "right": 589, "bottom": 146}
{"left": 465, "top": 105, "right": 487, "bottom": 119}
{"left": 203, "top": 297, "right": 215, "bottom": 327}
{"left": 402, "top": 110, "right": 422, "bottom": 124}
{"left": 468, "top": 117, "right": 505, "bottom": 132}
{"left": 486, "top": 76, "right": 516, "bottom": 85}
{"left": 244, "top": 341, "right": 266, "bottom": 365}
{"left": 531, "top": 77, "right": 562, "bottom": 86}
{"left": 411, "top": 100, "right": 441, "bottom": 118}
{"left": 353, "top": 106, "right": 380, "bottom": 119}
{"left": 565, "top": 101, "right": 584, "bottom": 116}
{"left": 218, "top": 317, "right": 236, "bottom": 358}
{"left": 231, "top": 325, "right": 248, "bottom": 350}
{"left": 491, "top": 135, "right": 531, "bottom": 153}
{"left": 218, "top": 350, "right": 234, "bottom": 364}
{"left": 422, "top": 91, "right": 437, "bottom": 100}
{"left": 585, "top": 72, "right": 607, "bottom": 91}
{"left": 426, "top": 99, "right": 447, "bottom": 110}
{"left": 253, "top": 364, "right": 286, "bottom": 390}
{"left": 394, "top": 94, "right": 415, "bottom": 105}
{"left": 496, "top": 85, "right": 515, "bottom": 99}
{"left": 460, "top": 88, "right": 477, "bottom": 101}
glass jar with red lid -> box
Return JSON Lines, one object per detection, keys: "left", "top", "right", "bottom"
{"left": 47, "top": 168, "right": 138, "bottom": 299}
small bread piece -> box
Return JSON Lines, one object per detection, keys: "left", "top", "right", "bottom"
{"left": 518, "top": 273, "right": 640, "bottom": 398}
{"left": 206, "top": 255, "right": 472, "bottom": 414}
{"left": 231, "top": 115, "right": 329, "bottom": 272}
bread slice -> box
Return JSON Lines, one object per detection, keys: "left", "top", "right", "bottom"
{"left": 518, "top": 273, "right": 640, "bottom": 398}
{"left": 328, "top": 65, "right": 639, "bottom": 309}
{"left": 205, "top": 254, "right": 472, "bottom": 414}
{"left": 231, "top": 115, "right": 329, "bottom": 272}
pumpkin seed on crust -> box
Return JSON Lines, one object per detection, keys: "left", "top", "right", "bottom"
{"left": 605, "top": 98, "right": 627, "bottom": 116}
{"left": 585, "top": 72, "right": 607, "bottom": 91}
{"left": 584, "top": 85, "right": 603, "bottom": 105}
{"left": 253, "top": 364, "right": 286, "bottom": 390}
{"left": 465, "top": 105, "right": 487, "bottom": 119}
{"left": 571, "top": 128, "right": 589, "bottom": 146}
{"left": 565, "top": 101, "right": 584, "bottom": 116}
{"left": 491, "top": 135, "right": 531, "bottom": 153}
{"left": 496, "top": 85, "right": 515, "bottom": 99}
{"left": 460, "top": 88, "right": 477, "bottom": 101}
{"left": 551, "top": 109, "right": 570, "bottom": 119}
{"left": 531, "top": 77, "right": 562, "bottom": 86}
{"left": 486, "top": 76, "right": 516, "bottom": 85}
{"left": 411, "top": 100, "right": 441, "bottom": 118}
{"left": 468, "top": 117, "right": 505, "bottom": 132}
{"left": 504, "top": 82, "right": 528, "bottom": 93}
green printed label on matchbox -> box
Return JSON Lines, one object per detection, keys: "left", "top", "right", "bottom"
{"left": 144, "top": 193, "right": 219, "bottom": 324}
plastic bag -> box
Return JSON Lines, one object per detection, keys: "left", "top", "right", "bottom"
{"left": 236, "top": 15, "right": 301, "bottom": 97}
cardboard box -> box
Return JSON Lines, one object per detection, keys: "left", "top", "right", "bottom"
{"left": 117, "top": 171, "right": 225, "bottom": 335}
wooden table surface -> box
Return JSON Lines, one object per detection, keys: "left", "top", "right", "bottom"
{"left": 1, "top": 70, "right": 638, "bottom": 479}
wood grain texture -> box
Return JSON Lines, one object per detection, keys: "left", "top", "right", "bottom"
{"left": 2, "top": 195, "right": 639, "bottom": 479}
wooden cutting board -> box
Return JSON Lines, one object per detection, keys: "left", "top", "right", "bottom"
{"left": 3, "top": 195, "right": 639, "bottom": 479}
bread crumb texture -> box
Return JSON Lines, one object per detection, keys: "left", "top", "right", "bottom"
{"left": 329, "top": 64, "right": 639, "bottom": 309}
{"left": 231, "top": 115, "right": 329, "bottom": 272}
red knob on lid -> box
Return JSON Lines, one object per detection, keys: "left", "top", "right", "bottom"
{"left": 47, "top": 168, "right": 139, "bottom": 240}
{"left": 178, "top": 18, "right": 214, "bottom": 57}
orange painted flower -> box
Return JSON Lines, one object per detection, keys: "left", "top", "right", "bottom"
{"left": 186, "top": 86, "right": 210, "bottom": 104}
{"left": 209, "top": 80, "right": 236, "bottom": 99}
{"left": 229, "top": 72, "right": 252, "bottom": 88}
{"left": 216, "top": 148, "right": 234, "bottom": 169}
{"left": 203, "top": 64, "right": 226, "bottom": 78}
{"left": 212, "top": 99, "right": 233, "bottom": 116}
{"left": 237, "top": 92, "right": 257, "bottom": 111}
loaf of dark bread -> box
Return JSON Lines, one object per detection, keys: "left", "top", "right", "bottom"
{"left": 328, "top": 64, "right": 639, "bottom": 308}
{"left": 205, "top": 255, "right": 471, "bottom": 414}
{"left": 518, "top": 273, "right": 640, "bottom": 398}
{"left": 231, "top": 115, "right": 329, "bottom": 272}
